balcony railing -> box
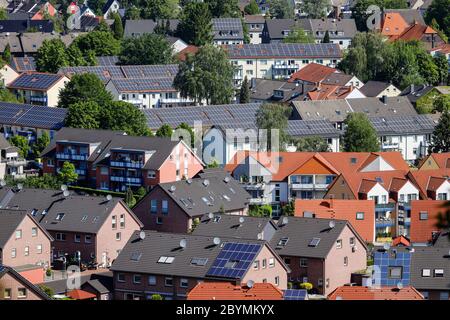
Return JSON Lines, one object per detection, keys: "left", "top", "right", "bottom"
{"left": 273, "top": 63, "right": 299, "bottom": 70}
{"left": 375, "top": 203, "right": 395, "bottom": 212}
{"left": 110, "top": 161, "right": 144, "bottom": 169}
{"left": 290, "top": 183, "right": 329, "bottom": 190}
{"left": 56, "top": 153, "right": 88, "bottom": 161}
{"left": 6, "top": 159, "right": 27, "bottom": 167}
{"left": 30, "top": 96, "right": 48, "bottom": 103}
{"left": 110, "top": 176, "right": 142, "bottom": 184}
{"left": 244, "top": 183, "right": 265, "bottom": 190}
{"left": 375, "top": 219, "right": 394, "bottom": 228}
{"left": 249, "top": 197, "right": 270, "bottom": 205}
{"left": 75, "top": 169, "right": 86, "bottom": 175}
{"left": 381, "top": 142, "right": 399, "bottom": 150}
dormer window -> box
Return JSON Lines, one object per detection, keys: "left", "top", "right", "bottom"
{"left": 56, "top": 213, "right": 65, "bottom": 221}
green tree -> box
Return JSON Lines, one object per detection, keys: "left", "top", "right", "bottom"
{"left": 58, "top": 73, "right": 113, "bottom": 109}
{"left": 58, "top": 161, "right": 78, "bottom": 184}
{"left": 300, "top": 0, "right": 331, "bottom": 18}
{"left": 424, "top": 0, "right": 450, "bottom": 38}
{"left": 175, "top": 122, "right": 195, "bottom": 147}
{"left": 249, "top": 204, "right": 273, "bottom": 217}
{"left": 112, "top": 13, "right": 124, "bottom": 39}
{"left": 66, "top": 45, "right": 88, "bottom": 67}
{"left": 118, "top": 34, "right": 173, "bottom": 65}
{"left": 99, "top": 101, "right": 151, "bottom": 136}
{"left": 65, "top": 101, "right": 101, "bottom": 129}
{"left": 434, "top": 95, "right": 450, "bottom": 113}
{"left": 207, "top": 158, "right": 219, "bottom": 168}
{"left": 282, "top": 27, "right": 314, "bottom": 43}
{"left": 239, "top": 76, "right": 250, "bottom": 103}
{"left": 125, "top": 187, "right": 136, "bottom": 207}
{"left": 32, "top": 132, "right": 50, "bottom": 159}
{"left": 36, "top": 39, "right": 70, "bottom": 73}
{"left": 434, "top": 54, "right": 449, "bottom": 85}
{"left": 176, "top": 2, "right": 213, "bottom": 46}
{"left": 156, "top": 124, "right": 174, "bottom": 138}
{"left": 141, "top": 0, "right": 180, "bottom": 19}
{"left": 38, "top": 285, "right": 54, "bottom": 298}
{"left": 205, "top": 0, "right": 240, "bottom": 18}
{"left": 9, "top": 135, "right": 29, "bottom": 158}
{"left": 323, "top": 30, "right": 330, "bottom": 43}
{"left": 429, "top": 111, "right": 450, "bottom": 153}
{"left": 268, "top": 0, "right": 294, "bottom": 19}
{"left": 125, "top": 6, "right": 141, "bottom": 19}
{"left": 0, "top": 89, "right": 23, "bottom": 103}
{"left": 256, "top": 103, "right": 290, "bottom": 151}
{"left": 244, "top": 0, "right": 261, "bottom": 14}
{"left": 3, "top": 44, "right": 11, "bottom": 62}
{"left": 71, "top": 31, "right": 121, "bottom": 56}
{"left": 174, "top": 45, "right": 235, "bottom": 105}
{"left": 0, "top": 8, "right": 8, "bottom": 20}
{"left": 151, "top": 294, "right": 163, "bottom": 300}
{"left": 343, "top": 113, "right": 380, "bottom": 152}
{"left": 292, "top": 136, "right": 330, "bottom": 152}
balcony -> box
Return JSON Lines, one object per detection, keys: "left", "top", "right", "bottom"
{"left": 398, "top": 202, "right": 412, "bottom": 211}
{"left": 249, "top": 197, "right": 270, "bottom": 205}
{"left": 75, "top": 169, "right": 86, "bottom": 175}
{"left": 110, "top": 161, "right": 144, "bottom": 169}
{"left": 375, "top": 218, "right": 394, "bottom": 228}
{"left": 244, "top": 183, "right": 265, "bottom": 190}
{"left": 110, "top": 176, "right": 142, "bottom": 184}
{"left": 56, "top": 153, "right": 88, "bottom": 161}
{"left": 381, "top": 142, "right": 399, "bottom": 150}
{"left": 290, "top": 183, "right": 329, "bottom": 191}
{"left": 375, "top": 203, "right": 395, "bottom": 212}
{"left": 6, "top": 159, "right": 27, "bottom": 167}
{"left": 273, "top": 63, "right": 299, "bottom": 70}
{"left": 30, "top": 95, "right": 48, "bottom": 104}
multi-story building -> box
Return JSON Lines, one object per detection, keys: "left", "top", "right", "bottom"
{"left": 110, "top": 231, "right": 290, "bottom": 300}
{"left": 244, "top": 15, "right": 265, "bottom": 44}
{"left": 41, "top": 128, "right": 204, "bottom": 192}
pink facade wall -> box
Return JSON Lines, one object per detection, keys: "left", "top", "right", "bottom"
{"left": 0, "top": 273, "right": 45, "bottom": 300}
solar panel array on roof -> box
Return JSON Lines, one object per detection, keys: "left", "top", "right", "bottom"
{"left": 206, "top": 242, "right": 261, "bottom": 279}
{"left": 213, "top": 18, "right": 243, "bottom": 39}
{"left": 287, "top": 120, "right": 340, "bottom": 137}
{"left": 284, "top": 289, "right": 308, "bottom": 300}
{"left": 111, "top": 77, "right": 176, "bottom": 92}
{"left": 11, "top": 56, "right": 36, "bottom": 72}
{"left": 8, "top": 73, "right": 63, "bottom": 90}
{"left": 373, "top": 250, "right": 411, "bottom": 287}
{"left": 225, "top": 43, "right": 342, "bottom": 59}
{"left": 0, "top": 102, "right": 67, "bottom": 130}
{"left": 370, "top": 115, "right": 436, "bottom": 134}
{"left": 96, "top": 56, "right": 119, "bottom": 66}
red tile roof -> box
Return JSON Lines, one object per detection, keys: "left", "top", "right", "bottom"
{"left": 410, "top": 200, "right": 448, "bottom": 242}
{"left": 187, "top": 282, "right": 284, "bottom": 300}
{"left": 391, "top": 23, "right": 438, "bottom": 41}
{"left": 391, "top": 235, "right": 411, "bottom": 247}
{"left": 431, "top": 153, "right": 450, "bottom": 169}
{"left": 177, "top": 45, "right": 199, "bottom": 61}
{"left": 67, "top": 289, "right": 96, "bottom": 300}
{"left": 381, "top": 12, "right": 410, "bottom": 36}
{"left": 288, "top": 63, "right": 337, "bottom": 84}
{"left": 408, "top": 169, "right": 450, "bottom": 199}
{"left": 328, "top": 286, "right": 424, "bottom": 300}
{"left": 306, "top": 84, "right": 355, "bottom": 100}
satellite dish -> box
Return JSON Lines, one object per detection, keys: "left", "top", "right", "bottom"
{"left": 282, "top": 217, "right": 289, "bottom": 225}
{"left": 169, "top": 185, "right": 176, "bottom": 192}
{"left": 396, "top": 282, "right": 403, "bottom": 290}
{"left": 0, "top": 180, "right": 6, "bottom": 187}
{"left": 186, "top": 179, "right": 193, "bottom": 184}
{"left": 139, "top": 231, "right": 146, "bottom": 240}
{"left": 203, "top": 179, "right": 210, "bottom": 187}
{"left": 60, "top": 185, "right": 68, "bottom": 191}
{"left": 63, "top": 190, "right": 70, "bottom": 197}
{"left": 383, "top": 243, "right": 390, "bottom": 251}
{"left": 239, "top": 217, "right": 245, "bottom": 224}
{"left": 106, "top": 194, "right": 112, "bottom": 201}
{"left": 329, "top": 220, "right": 336, "bottom": 229}
{"left": 213, "top": 237, "right": 221, "bottom": 245}
{"left": 17, "top": 183, "right": 23, "bottom": 190}
{"left": 247, "top": 280, "right": 254, "bottom": 288}
{"left": 208, "top": 212, "right": 214, "bottom": 219}
{"left": 257, "top": 232, "right": 263, "bottom": 240}
{"left": 180, "top": 239, "right": 187, "bottom": 249}
{"left": 224, "top": 176, "right": 230, "bottom": 183}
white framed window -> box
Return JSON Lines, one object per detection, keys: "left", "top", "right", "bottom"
{"left": 422, "top": 269, "right": 431, "bottom": 277}
{"left": 36, "top": 244, "right": 42, "bottom": 254}
{"left": 148, "top": 170, "right": 156, "bottom": 179}
{"left": 117, "top": 273, "right": 125, "bottom": 282}
{"left": 336, "top": 239, "right": 343, "bottom": 249}
{"left": 300, "top": 258, "right": 308, "bottom": 267}
{"left": 17, "top": 288, "right": 27, "bottom": 299}
{"left": 275, "top": 276, "right": 279, "bottom": 286}
{"left": 15, "top": 229, "right": 22, "bottom": 239}
{"left": 344, "top": 256, "right": 348, "bottom": 266}
{"left": 120, "top": 214, "right": 125, "bottom": 228}
{"left": 180, "top": 278, "right": 189, "bottom": 288}
{"left": 74, "top": 234, "right": 81, "bottom": 243}
{"left": 4, "top": 289, "right": 11, "bottom": 299}
{"left": 356, "top": 212, "right": 364, "bottom": 220}
{"left": 253, "top": 260, "right": 259, "bottom": 270}
{"left": 11, "top": 248, "right": 16, "bottom": 258}
{"left": 148, "top": 275, "right": 156, "bottom": 285}
{"left": 112, "top": 215, "right": 117, "bottom": 229}
{"left": 268, "top": 257, "right": 275, "bottom": 268}
{"left": 31, "top": 227, "right": 38, "bottom": 237}
{"left": 56, "top": 233, "right": 66, "bottom": 241}
{"left": 262, "top": 259, "right": 267, "bottom": 269}
{"left": 133, "top": 274, "right": 141, "bottom": 284}
{"left": 150, "top": 199, "right": 157, "bottom": 213}
{"left": 24, "top": 246, "right": 29, "bottom": 256}
{"left": 116, "top": 232, "right": 121, "bottom": 241}
{"left": 85, "top": 235, "right": 92, "bottom": 244}
{"left": 165, "top": 277, "right": 173, "bottom": 287}
{"left": 434, "top": 269, "right": 444, "bottom": 277}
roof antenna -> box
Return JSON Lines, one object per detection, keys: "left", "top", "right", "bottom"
{"left": 63, "top": 190, "right": 70, "bottom": 197}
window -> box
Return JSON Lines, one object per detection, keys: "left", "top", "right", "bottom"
{"left": 350, "top": 237, "right": 355, "bottom": 246}
{"left": 165, "top": 277, "right": 173, "bottom": 287}
{"left": 120, "top": 214, "right": 125, "bottom": 228}
{"left": 15, "top": 229, "right": 22, "bottom": 239}
{"left": 439, "top": 292, "right": 449, "bottom": 300}
{"left": 11, "top": 248, "right": 16, "bottom": 258}
{"left": 156, "top": 217, "right": 163, "bottom": 225}
{"left": 246, "top": 60, "right": 253, "bottom": 65}
{"left": 117, "top": 273, "right": 125, "bottom": 282}
{"left": 318, "top": 279, "right": 323, "bottom": 287}
{"left": 24, "top": 246, "right": 29, "bottom": 256}
{"left": 344, "top": 256, "right": 348, "bottom": 266}
{"left": 356, "top": 212, "right": 364, "bottom": 220}
{"left": 434, "top": 269, "right": 444, "bottom": 277}
{"left": 85, "top": 235, "right": 92, "bottom": 244}
{"left": 112, "top": 215, "right": 117, "bottom": 229}
{"left": 300, "top": 258, "right": 308, "bottom": 267}
{"left": 422, "top": 269, "right": 431, "bottom": 277}
{"left": 422, "top": 291, "right": 429, "bottom": 300}
{"left": 275, "top": 276, "right": 279, "bottom": 286}
{"left": 56, "top": 213, "right": 65, "bottom": 221}
{"left": 419, "top": 211, "right": 428, "bottom": 220}
{"left": 116, "top": 232, "right": 121, "bottom": 241}
{"left": 262, "top": 259, "right": 267, "bottom": 269}
{"left": 31, "top": 227, "right": 38, "bottom": 237}
{"left": 308, "top": 238, "right": 321, "bottom": 247}
{"left": 17, "top": 288, "right": 27, "bottom": 299}
{"left": 162, "top": 200, "right": 168, "bottom": 214}
{"left": 150, "top": 199, "right": 157, "bottom": 213}
{"left": 268, "top": 258, "right": 275, "bottom": 268}
{"left": 148, "top": 276, "right": 156, "bottom": 285}
{"left": 36, "top": 244, "right": 42, "bottom": 254}
{"left": 277, "top": 237, "right": 289, "bottom": 246}
{"left": 148, "top": 171, "right": 156, "bottom": 179}
{"left": 388, "top": 267, "right": 402, "bottom": 279}
{"left": 101, "top": 167, "right": 108, "bottom": 175}
{"left": 253, "top": 260, "right": 260, "bottom": 270}
{"left": 190, "top": 258, "right": 208, "bottom": 266}
{"left": 4, "top": 289, "right": 11, "bottom": 299}
{"left": 158, "top": 256, "right": 175, "bottom": 264}
{"left": 133, "top": 274, "right": 141, "bottom": 284}
{"left": 284, "top": 258, "right": 291, "bottom": 265}
{"left": 56, "top": 233, "right": 66, "bottom": 241}
{"left": 180, "top": 278, "right": 189, "bottom": 288}
{"left": 74, "top": 234, "right": 81, "bottom": 243}
{"left": 336, "top": 239, "right": 343, "bottom": 249}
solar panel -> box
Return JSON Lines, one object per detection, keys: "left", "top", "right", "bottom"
{"left": 284, "top": 289, "right": 308, "bottom": 300}
{"left": 206, "top": 242, "right": 262, "bottom": 279}
{"left": 373, "top": 250, "right": 411, "bottom": 287}
{"left": 96, "top": 56, "right": 119, "bottom": 66}
{"left": 9, "top": 73, "right": 62, "bottom": 90}
{"left": 0, "top": 102, "right": 67, "bottom": 129}
{"left": 225, "top": 43, "right": 341, "bottom": 59}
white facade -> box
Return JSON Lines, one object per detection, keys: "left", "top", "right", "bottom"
{"left": 435, "top": 180, "right": 450, "bottom": 201}
{"left": 0, "top": 64, "right": 19, "bottom": 86}
{"left": 397, "top": 181, "right": 420, "bottom": 203}
{"left": 374, "top": 84, "right": 401, "bottom": 97}
{"left": 103, "top": 0, "right": 120, "bottom": 19}
{"left": 367, "top": 183, "right": 389, "bottom": 205}
{"left": 380, "top": 134, "right": 431, "bottom": 162}
{"left": 360, "top": 156, "right": 395, "bottom": 172}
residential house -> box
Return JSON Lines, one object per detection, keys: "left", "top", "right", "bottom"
{"left": 360, "top": 81, "right": 401, "bottom": 98}
{"left": 0, "top": 187, "right": 143, "bottom": 267}
{"left": 19, "top": 32, "right": 84, "bottom": 55}
{"left": 102, "top": 0, "right": 120, "bottom": 19}
{"left": 379, "top": 9, "right": 425, "bottom": 34}
{"left": 0, "top": 19, "right": 54, "bottom": 33}
{"left": 418, "top": 153, "right": 450, "bottom": 170}
{"left": 248, "top": 78, "right": 310, "bottom": 103}
{"left": 0, "top": 33, "right": 22, "bottom": 56}
{"left": 328, "top": 286, "right": 424, "bottom": 300}
{"left": 409, "top": 200, "right": 448, "bottom": 243}
{"left": 400, "top": 84, "right": 436, "bottom": 108}
{"left": 372, "top": 246, "right": 413, "bottom": 288}
{"left": 7, "top": 72, "right": 69, "bottom": 107}
{"left": 270, "top": 217, "right": 367, "bottom": 296}
{"left": 0, "top": 101, "right": 67, "bottom": 142}
{"left": 9, "top": 56, "right": 36, "bottom": 73}
{"left": 0, "top": 135, "right": 26, "bottom": 179}
{"left": 401, "top": 86, "right": 450, "bottom": 112}
{"left": 390, "top": 23, "right": 445, "bottom": 50}
{"left": 41, "top": 127, "right": 204, "bottom": 192}
{"left": 110, "top": 231, "right": 290, "bottom": 300}
{"left": 132, "top": 170, "right": 250, "bottom": 233}
{"left": 0, "top": 209, "right": 53, "bottom": 269}
{"left": 6, "top": 1, "right": 56, "bottom": 21}
{"left": 225, "top": 43, "right": 342, "bottom": 85}
{"left": 0, "top": 64, "right": 19, "bottom": 87}
{"left": 304, "top": 84, "right": 365, "bottom": 101}
{"left": 187, "top": 282, "right": 284, "bottom": 300}
{"left": 244, "top": 15, "right": 265, "bottom": 44}
{"left": 294, "top": 199, "right": 375, "bottom": 242}
{"left": 0, "top": 265, "right": 50, "bottom": 300}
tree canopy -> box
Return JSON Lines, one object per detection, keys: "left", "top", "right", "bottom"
{"left": 71, "top": 31, "right": 121, "bottom": 56}
{"left": 176, "top": 2, "right": 213, "bottom": 46}
{"left": 36, "top": 39, "right": 69, "bottom": 73}
{"left": 282, "top": 27, "right": 314, "bottom": 43}
{"left": 429, "top": 110, "right": 450, "bottom": 153}
{"left": 424, "top": 0, "right": 450, "bottom": 38}
{"left": 239, "top": 76, "right": 250, "bottom": 103}
{"left": 342, "top": 113, "right": 380, "bottom": 152}
{"left": 156, "top": 124, "right": 174, "bottom": 138}
{"left": 119, "top": 33, "right": 174, "bottom": 65}
{"left": 256, "top": 103, "right": 290, "bottom": 151}
{"left": 58, "top": 161, "right": 78, "bottom": 184}
{"left": 205, "top": 0, "right": 240, "bottom": 18}
{"left": 141, "top": 0, "right": 180, "bottom": 19}
{"left": 244, "top": 0, "right": 261, "bottom": 15}
{"left": 268, "top": 0, "right": 294, "bottom": 19}
{"left": 300, "top": 0, "right": 331, "bottom": 19}
{"left": 292, "top": 136, "right": 330, "bottom": 152}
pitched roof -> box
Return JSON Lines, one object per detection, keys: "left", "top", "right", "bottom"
{"left": 0, "top": 19, "right": 54, "bottom": 33}
{"left": 383, "top": 9, "right": 425, "bottom": 26}
{"left": 39, "top": 271, "right": 113, "bottom": 294}
{"left": 306, "top": 84, "right": 355, "bottom": 100}
{"left": 369, "top": 114, "right": 436, "bottom": 135}
{"left": 359, "top": 81, "right": 397, "bottom": 97}
{"left": 381, "top": 12, "right": 410, "bottom": 36}
{"left": 392, "top": 23, "right": 437, "bottom": 42}
{"left": 0, "top": 209, "right": 28, "bottom": 248}
{"left": 66, "top": 289, "right": 96, "bottom": 300}
{"left": 410, "top": 247, "right": 450, "bottom": 290}
{"left": 0, "top": 265, "right": 51, "bottom": 300}
{"left": 328, "top": 286, "right": 424, "bottom": 300}
{"left": 392, "top": 235, "right": 411, "bottom": 247}
{"left": 431, "top": 153, "right": 450, "bottom": 169}
{"left": 213, "top": 18, "right": 244, "bottom": 40}
{"left": 321, "top": 72, "right": 356, "bottom": 86}
{"left": 400, "top": 84, "right": 435, "bottom": 104}
{"left": 309, "top": 18, "right": 357, "bottom": 39}
{"left": 249, "top": 78, "right": 310, "bottom": 102}
{"left": 108, "top": 77, "right": 176, "bottom": 93}
{"left": 10, "top": 56, "right": 36, "bottom": 72}
{"left": 263, "top": 18, "right": 297, "bottom": 39}
{"left": 7, "top": 72, "right": 65, "bottom": 91}
{"left": 187, "top": 282, "right": 284, "bottom": 300}
{"left": 408, "top": 169, "right": 450, "bottom": 198}
{"left": 287, "top": 63, "right": 337, "bottom": 84}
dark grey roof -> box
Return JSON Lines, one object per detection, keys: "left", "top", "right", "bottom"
{"left": 82, "top": 278, "right": 111, "bottom": 294}
{"left": 383, "top": 9, "right": 425, "bottom": 25}
{"left": 359, "top": 81, "right": 394, "bottom": 97}
{"left": 10, "top": 56, "right": 36, "bottom": 72}
{"left": 110, "top": 230, "right": 274, "bottom": 279}
{"left": 225, "top": 43, "right": 342, "bottom": 59}
{"left": 7, "top": 72, "right": 64, "bottom": 91}
{"left": 347, "top": 96, "right": 417, "bottom": 117}
{"left": 410, "top": 247, "right": 450, "bottom": 291}
{"left": 322, "top": 73, "right": 356, "bottom": 86}
{"left": 155, "top": 174, "right": 250, "bottom": 217}
{"left": 249, "top": 78, "right": 309, "bottom": 102}
{"left": 400, "top": 84, "right": 435, "bottom": 104}
{"left": 192, "top": 214, "right": 276, "bottom": 239}
{"left": 263, "top": 18, "right": 298, "bottom": 40}
{"left": 369, "top": 114, "right": 436, "bottom": 135}
{"left": 309, "top": 18, "right": 357, "bottom": 39}
{"left": 108, "top": 77, "right": 176, "bottom": 93}
{"left": 270, "top": 217, "right": 355, "bottom": 258}
{"left": 291, "top": 99, "right": 352, "bottom": 122}
{"left": 432, "top": 231, "right": 450, "bottom": 248}
{"left": 0, "top": 101, "right": 67, "bottom": 130}
{"left": 0, "top": 265, "right": 51, "bottom": 300}
{"left": 124, "top": 19, "right": 179, "bottom": 37}
{"left": 287, "top": 119, "right": 341, "bottom": 138}
{"left": 0, "top": 209, "right": 27, "bottom": 248}
{"left": 96, "top": 56, "right": 119, "bottom": 66}
{"left": 0, "top": 134, "right": 11, "bottom": 150}
{"left": 0, "top": 19, "right": 54, "bottom": 33}
{"left": 102, "top": 0, "right": 118, "bottom": 13}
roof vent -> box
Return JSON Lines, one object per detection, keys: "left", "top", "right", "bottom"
{"left": 213, "top": 237, "right": 221, "bottom": 246}
{"left": 239, "top": 217, "right": 245, "bottom": 224}
{"left": 186, "top": 179, "right": 193, "bottom": 184}
{"left": 169, "top": 185, "right": 176, "bottom": 193}
{"left": 257, "top": 232, "right": 263, "bottom": 240}
{"left": 203, "top": 179, "right": 210, "bottom": 187}
{"left": 179, "top": 239, "right": 187, "bottom": 249}
{"left": 139, "top": 231, "right": 146, "bottom": 240}
{"left": 329, "top": 220, "right": 335, "bottom": 229}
